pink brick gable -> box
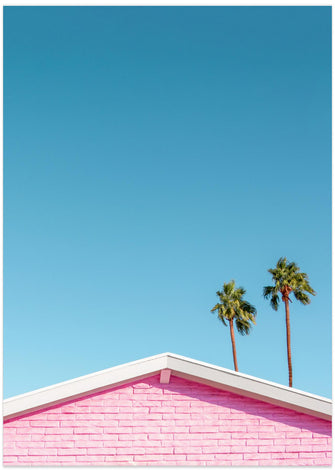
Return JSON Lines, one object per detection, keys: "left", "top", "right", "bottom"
{"left": 3, "top": 374, "right": 332, "bottom": 466}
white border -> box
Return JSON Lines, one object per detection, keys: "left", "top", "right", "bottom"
{"left": 3, "top": 352, "right": 332, "bottom": 420}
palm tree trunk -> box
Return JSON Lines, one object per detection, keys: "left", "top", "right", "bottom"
{"left": 284, "top": 299, "right": 293, "bottom": 387}
{"left": 229, "top": 319, "right": 239, "bottom": 372}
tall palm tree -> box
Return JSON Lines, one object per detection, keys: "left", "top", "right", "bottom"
{"left": 263, "top": 257, "right": 316, "bottom": 387}
{"left": 211, "top": 280, "right": 257, "bottom": 372}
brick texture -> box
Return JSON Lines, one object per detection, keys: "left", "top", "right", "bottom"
{"left": 3, "top": 375, "right": 332, "bottom": 466}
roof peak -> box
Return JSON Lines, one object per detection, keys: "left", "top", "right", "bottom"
{"left": 4, "top": 352, "right": 332, "bottom": 421}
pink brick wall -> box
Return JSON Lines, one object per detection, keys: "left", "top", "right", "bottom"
{"left": 3, "top": 375, "right": 332, "bottom": 466}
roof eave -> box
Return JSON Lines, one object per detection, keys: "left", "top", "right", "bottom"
{"left": 3, "top": 353, "right": 332, "bottom": 421}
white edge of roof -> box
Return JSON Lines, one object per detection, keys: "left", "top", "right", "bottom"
{"left": 3, "top": 352, "right": 332, "bottom": 421}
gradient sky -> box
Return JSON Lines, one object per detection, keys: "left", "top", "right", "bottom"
{"left": 4, "top": 6, "right": 331, "bottom": 399}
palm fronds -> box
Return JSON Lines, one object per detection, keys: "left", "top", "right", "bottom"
{"left": 264, "top": 257, "right": 316, "bottom": 306}
{"left": 211, "top": 280, "right": 257, "bottom": 333}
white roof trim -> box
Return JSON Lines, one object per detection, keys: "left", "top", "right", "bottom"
{"left": 3, "top": 352, "right": 332, "bottom": 421}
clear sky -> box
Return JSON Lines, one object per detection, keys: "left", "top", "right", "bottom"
{"left": 4, "top": 6, "right": 331, "bottom": 399}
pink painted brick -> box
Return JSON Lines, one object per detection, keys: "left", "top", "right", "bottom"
{"left": 119, "top": 406, "right": 149, "bottom": 412}
{"left": 87, "top": 447, "right": 115, "bottom": 455}
{"left": 160, "top": 419, "right": 178, "bottom": 426}
{"left": 258, "top": 459, "right": 306, "bottom": 466}
{"left": 231, "top": 460, "right": 259, "bottom": 466}
{"left": 103, "top": 440, "right": 122, "bottom": 448}
{"left": 47, "top": 413, "right": 75, "bottom": 421}
{"left": 15, "top": 441, "right": 44, "bottom": 448}
{"left": 174, "top": 446, "right": 203, "bottom": 454}
{"left": 302, "top": 437, "right": 330, "bottom": 445}
{"left": 231, "top": 445, "right": 258, "bottom": 453}
{"left": 202, "top": 446, "right": 231, "bottom": 454}
{"left": 287, "top": 444, "right": 311, "bottom": 452}
{"left": 299, "top": 452, "right": 327, "bottom": 459}
{"left": 214, "top": 453, "right": 245, "bottom": 461}
{"left": 140, "top": 440, "right": 164, "bottom": 448}
{"left": 314, "top": 458, "right": 332, "bottom": 465}
{"left": 18, "top": 456, "right": 48, "bottom": 463}
{"left": 3, "top": 428, "right": 16, "bottom": 435}
{"left": 57, "top": 448, "right": 87, "bottom": 455}
{"left": 118, "top": 433, "right": 148, "bottom": 441}
{"left": 45, "top": 427, "right": 73, "bottom": 434}
{"left": 135, "top": 413, "right": 157, "bottom": 419}
{"left": 259, "top": 431, "right": 286, "bottom": 439}
{"left": 247, "top": 439, "right": 274, "bottom": 446}
{"left": 29, "top": 420, "right": 59, "bottom": 427}
{"left": 275, "top": 438, "right": 300, "bottom": 445}
{"left": 161, "top": 426, "right": 189, "bottom": 433}
{"left": 151, "top": 407, "right": 175, "bottom": 413}
{"left": 174, "top": 439, "right": 217, "bottom": 447}
{"left": 186, "top": 454, "right": 216, "bottom": 461}
{"left": 75, "top": 413, "right": 105, "bottom": 420}
{"left": 3, "top": 375, "right": 331, "bottom": 466}
{"left": 287, "top": 430, "right": 313, "bottom": 438}
{"left": 144, "top": 447, "right": 174, "bottom": 454}
{"left": 10, "top": 435, "right": 31, "bottom": 442}
{"left": 175, "top": 406, "right": 190, "bottom": 413}
{"left": 4, "top": 449, "right": 28, "bottom": 456}
{"left": 73, "top": 426, "right": 101, "bottom": 434}
{"left": 259, "top": 445, "right": 286, "bottom": 452}
{"left": 271, "top": 452, "right": 300, "bottom": 459}
{"left": 116, "top": 447, "right": 145, "bottom": 455}
{"left": 313, "top": 443, "right": 332, "bottom": 451}
{"left": 6, "top": 420, "right": 30, "bottom": 427}
{"left": 3, "top": 442, "right": 15, "bottom": 449}
{"left": 44, "top": 441, "right": 75, "bottom": 448}
{"left": 189, "top": 425, "right": 218, "bottom": 433}
{"left": 134, "top": 455, "right": 168, "bottom": 462}
{"left": 76, "top": 455, "right": 106, "bottom": 463}
{"left": 90, "top": 433, "right": 118, "bottom": 441}
{"left": 247, "top": 424, "right": 275, "bottom": 432}
{"left": 147, "top": 433, "right": 171, "bottom": 440}
{"left": 244, "top": 452, "right": 273, "bottom": 460}
{"left": 28, "top": 448, "right": 57, "bottom": 456}
{"left": 60, "top": 420, "right": 101, "bottom": 427}
{"left": 44, "top": 455, "right": 76, "bottom": 462}
{"left": 3, "top": 457, "right": 18, "bottom": 463}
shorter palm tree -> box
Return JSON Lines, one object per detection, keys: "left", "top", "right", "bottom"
{"left": 211, "top": 280, "right": 257, "bottom": 372}
{"left": 263, "top": 257, "right": 316, "bottom": 387}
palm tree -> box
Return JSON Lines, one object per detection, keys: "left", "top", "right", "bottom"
{"left": 263, "top": 257, "right": 316, "bottom": 387}
{"left": 211, "top": 280, "right": 257, "bottom": 372}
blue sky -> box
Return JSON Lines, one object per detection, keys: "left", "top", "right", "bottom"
{"left": 4, "top": 6, "right": 331, "bottom": 399}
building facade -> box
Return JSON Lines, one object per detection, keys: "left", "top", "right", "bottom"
{"left": 3, "top": 353, "right": 332, "bottom": 466}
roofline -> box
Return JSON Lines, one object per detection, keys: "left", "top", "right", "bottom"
{"left": 3, "top": 352, "right": 332, "bottom": 421}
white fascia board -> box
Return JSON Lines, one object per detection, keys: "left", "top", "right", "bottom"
{"left": 165, "top": 354, "right": 332, "bottom": 421}
{"left": 3, "top": 353, "right": 168, "bottom": 420}
{"left": 3, "top": 352, "right": 332, "bottom": 421}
